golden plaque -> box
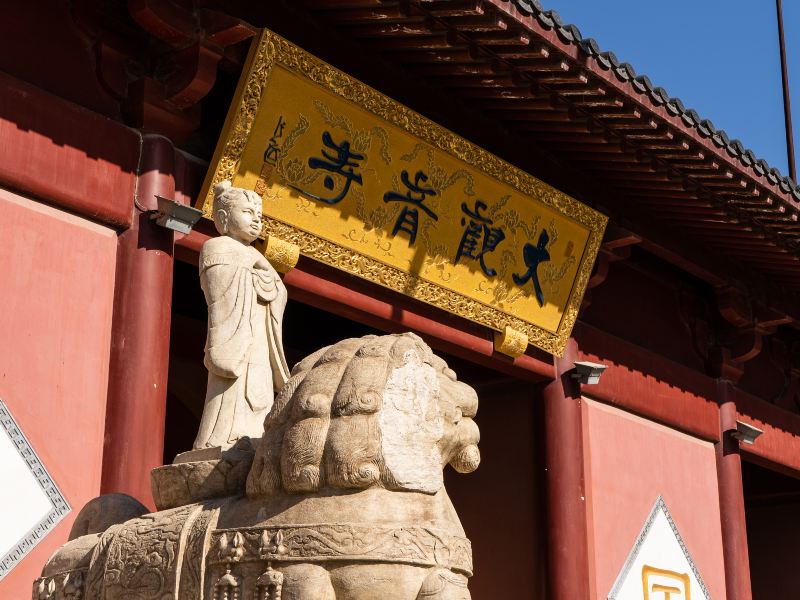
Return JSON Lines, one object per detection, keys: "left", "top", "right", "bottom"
{"left": 199, "top": 29, "right": 607, "bottom": 356}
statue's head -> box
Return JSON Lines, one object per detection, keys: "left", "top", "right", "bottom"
{"left": 246, "top": 333, "right": 480, "bottom": 497}
{"left": 212, "top": 180, "right": 263, "bottom": 244}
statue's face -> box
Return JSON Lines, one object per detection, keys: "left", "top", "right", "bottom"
{"left": 221, "top": 191, "right": 263, "bottom": 244}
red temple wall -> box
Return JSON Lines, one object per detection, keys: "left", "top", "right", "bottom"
{"left": 582, "top": 398, "right": 727, "bottom": 599}
{"left": 0, "top": 189, "right": 117, "bottom": 596}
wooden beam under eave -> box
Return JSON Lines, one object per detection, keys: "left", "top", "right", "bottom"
{"left": 466, "top": 31, "right": 532, "bottom": 45}
{"left": 576, "top": 102, "right": 632, "bottom": 115}
{"left": 408, "top": 62, "right": 496, "bottom": 76}
{"left": 577, "top": 160, "right": 660, "bottom": 173}
{"left": 304, "top": 0, "right": 389, "bottom": 8}
{"left": 522, "top": 131, "right": 614, "bottom": 144}
{"left": 421, "top": 0, "right": 486, "bottom": 18}
{"left": 603, "top": 119, "right": 659, "bottom": 131}
{"left": 587, "top": 170, "right": 675, "bottom": 183}
{"left": 505, "top": 57, "right": 569, "bottom": 70}
{"left": 454, "top": 87, "right": 539, "bottom": 99}
{"left": 651, "top": 207, "right": 729, "bottom": 218}
{"left": 365, "top": 34, "right": 456, "bottom": 50}
{"left": 320, "top": 5, "right": 414, "bottom": 22}
{"left": 506, "top": 121, "right": 596, "bottom": 134}
{"left": 723, "top": 201, "right": 779, "bottom": 216}
{"left": 688, "top": 170, "right": 736, "bottom": 182}
{"left": 631, "top": 198, "right": 711, "bottom": 209}
{"left": 611, "top": 177, "right": 690, "bottom": 189}
{"left": 727, "top": 242, "right": 798, "bottom": 255}
{"left": 563, "top": 151, "right": 643, "bottom": 163}
{"left": 747, "top": 208, "right": 797, "bottom": 222}
{"left": 489, "top": 45, "right": 550, "bottom": 60}
{"left": 536, "top": 140, "right": 625, "bottom": 151}
{"left": 484, "top": 107, "right": 572, "bottom": 121}
{"left": 341, "top": 19, "right": 440, "bottom": 36}
{"left": 444, "top": 14, "right": 509, "bottom": 32}
{"left": 549, "top": 85, "right": 607, "bottom": 97}
{"left": 439, "top": 74, "right": 519, "bottom": 87}
{"left": 380, "top": 47, "right": 480, "bottom": 61}
{"left": 703, "top": 233, "right": 770, "bottom": 244}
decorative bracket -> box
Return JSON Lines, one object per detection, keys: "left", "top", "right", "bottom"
{"left": 493, "top": 325, "right": 528, "bottom": 358}
{"left": 72, "top": 0, "right": 257, "bottom": 142}
{"left": 707, "top": 285, "right": 791, "bottom": 382}
{"left": 258, "top": 236, "right": 301, "bottom": 274}
{"left": 582, "top": 224, "right": 640, "bottom": 309}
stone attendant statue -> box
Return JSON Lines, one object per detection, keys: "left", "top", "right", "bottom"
{"left": 194, "top": 180, "right": 290, "bottom": 450}
{"left": 35, "top": 333, "right": 481, "bottom": 599}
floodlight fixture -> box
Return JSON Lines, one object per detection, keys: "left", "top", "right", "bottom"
{"left": 152, "top": 195, "right": 204, "bottom": 234}
{"left": 730, "top": 420, "right": 763, "bottom": 445}
{"left": 571, "top": 361, "right": 607, "bottom": 385}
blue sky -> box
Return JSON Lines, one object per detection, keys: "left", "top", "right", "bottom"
{"left": 542, "top": 1, "right": 799, "bottom": 179}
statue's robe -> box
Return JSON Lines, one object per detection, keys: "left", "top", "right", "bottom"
{"left": 194, "top": 236, "right": 290, "bottom": 449}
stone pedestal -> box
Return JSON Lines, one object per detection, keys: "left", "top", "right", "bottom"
{"left": 150, "top": 438, "right": 257, "bottom": 510}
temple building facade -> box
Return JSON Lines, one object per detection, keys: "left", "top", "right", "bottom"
{"left": 2, "top": 2, "right": 800, "bottom": 599}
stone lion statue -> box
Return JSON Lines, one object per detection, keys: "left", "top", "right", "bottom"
{"left": 34, "top": 333, "right": 480, "bottom": 600}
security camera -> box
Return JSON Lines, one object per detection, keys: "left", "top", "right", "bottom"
{"left": 570, "top": 361, "right": 607, "bottom": 385}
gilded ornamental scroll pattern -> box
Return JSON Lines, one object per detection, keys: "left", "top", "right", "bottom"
{"left": 200, "top": 30, "right": 607, "bottom": 356}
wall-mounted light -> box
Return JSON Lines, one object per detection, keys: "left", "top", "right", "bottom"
{"left": 731, "top": 420, "right": 763, "bottom": 445}
{"left": 151, "top": 196, "right": 203, "bottom": 234}
{"left": 571, "top": 361, "right": 607, "bottom": 385}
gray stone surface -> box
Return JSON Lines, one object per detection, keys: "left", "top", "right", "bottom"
{"left": 151, "top": 438, "right": 257, "bottom": 510}
{"left": 36, "top": 333, "right": 479, "bottom": 599}
{"left": 194, "top": 180, "right": 290, "bottom": 450}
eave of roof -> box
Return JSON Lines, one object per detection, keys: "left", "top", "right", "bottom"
{"left": 510, "top": 0, "right": 800, "bottom": 200}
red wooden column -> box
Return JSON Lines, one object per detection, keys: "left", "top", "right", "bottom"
{"left": 716, "top": 382, "right": 753, "bottom": 599}
{"left": 101, "top": 135, "right": 176, "bottom": 508}
{"left": 542, "top": 338, "right": 591, "bottom": 599}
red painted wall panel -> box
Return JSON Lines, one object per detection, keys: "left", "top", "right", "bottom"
{"left": 0, "top": 189, "right": 117, "bottom": 597}
{"left": 575, "top": 321, "right": 720, "bottom": 442}
{"left": 583, "top": 399, "right": 727, "bottom": 600}
{"left": 733, "top": 387, "right": 800, "bottom": 476}
{"left": 0, "top": 71, "right": 138, "bottom": 229}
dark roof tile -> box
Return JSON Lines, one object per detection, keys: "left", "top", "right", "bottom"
{"left": 632, "top": 75, "right": 652, "bottom": 94}
{"left": 578, "top": 37, "right": 600, "bottom": 55}
{"left": 596, "top": 51, "right": 614, "bottom": 70}
{"left": 561, "top": 24, "right": 582, "bottom": 42}
{"left": 616, "top": 63, "right": 636, "bottom": 82}
{"left": 536, "top": 10, "right": 555, "bottom": 28}
{"left": 650, "top": 87, "right": 669, "bottom": 105}
{"left": 508, "top": 0, "right": 798, "bottom": 193}
{"left": 666, "top": 97, "right": 685, "bottom": 116}
{"left": 682, "top": 108, "right": 700, "bottom": 127}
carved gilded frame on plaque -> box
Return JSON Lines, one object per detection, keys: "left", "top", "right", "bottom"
{"left": 198, "top": 29, "right": 607, "bottom": 357}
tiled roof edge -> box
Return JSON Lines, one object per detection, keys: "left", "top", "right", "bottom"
{"left": 510, "top": 0, "right": 800, "bottom": 204}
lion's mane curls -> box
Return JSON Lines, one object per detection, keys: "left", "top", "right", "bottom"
{"left": 245, "top": 333, "right": 479, "bottom": 498}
